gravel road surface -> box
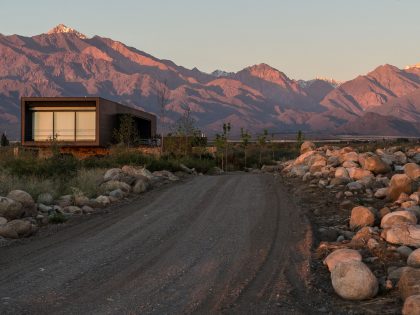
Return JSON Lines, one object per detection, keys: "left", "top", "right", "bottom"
{"left": 0, "top": 174, "right": 313, "bottom": 314}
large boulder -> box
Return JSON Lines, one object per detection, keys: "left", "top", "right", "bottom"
{"left": 405, "top": 163, "right": 420, "bottom": 181}
{"left": 56, "top": 195, "right": 73, "bottom": 208}
{"left": 381, "top": 211, "right": 417, "bottom": 229}
{"left": 153, "top": 170, "right": 179, "bottom": 181}
{"left": 388, "top": 174, "right": 413, "bottom": 201}
{"left": 362, "top": 155, "right": 391, "bottom": 174}
{"left": 0, "top": 197, "right": 23, "bottom": 220}
{"left": 323, "top": 249, "right": 362, "bottom": 272}
{"left": 0, "top": 217, "right": 7, "bottom": 225}
{"left": 300, "top": 141, "right": 316, "bottom": 154}
{"left": 335, "top": 167, "right": 350, "bottom": 179}
{"left": 133, "top": 177, "right": 151, "bottom": 194}
{"left": 103, "top": 168, "right": 123, "bottom": 181}
{"left": 394, "top": 151, "right": 408, "bottom": 165}
{"left": 293, "top": 150, "right": 316, "bottom": 166}
{"left": 382, "top": 224, "right": 420, "bottom": 247}
{"left": 350, "top": 206, "right": 376, "bottom": 229}
{"left": 100, "top": 180, "right": 131, "bottom": 194}
{"left": 309, "top": 155, "right": 327, "bottom": 174}
{"left": 399, "top": 267, "right": 420, "bottom": 300}
{"left": 403, "top": 295, "right": 420, "bottom": 315}
{"left": 125, "top": 167, "right": 155, "bottom": 180}
{"left": 74, "top": 195, "right": 90, "bottom": 207}
{"left": 0, "top": 224, "right": 18, "bottom": 239}
{"left": 408, "top": 249, "right": 420, "bottom": 268}
{"left": 37, "top": 193, "right": 54, "bottom": 205}
{"left": 7, "top": 190, "right": 35, "bottom": 209}
{"left": 95, "top": 195, "right": 111, "bottom": 207}
{"left": 331, "top": 261, "right": 378, "bottom": 300}
{"left": 63, "top": 206, "right": 82, "bottom": 215}
{"left": 347, "top": 168, "right": 373, "bottom": 181}
{"left": 6, "top": 220, "right": 32, "bottom": 237}
{"left": 340, "top": 151, "right": 359, "bottom": 164}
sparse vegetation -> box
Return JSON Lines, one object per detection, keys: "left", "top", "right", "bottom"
{"left": 48, "top": 213, "right": 67, "bottom": 224}
{"left": 1, "top": 133, "right": 9, "bottom": 147}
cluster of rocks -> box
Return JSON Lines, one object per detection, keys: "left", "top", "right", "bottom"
{"left": 0, "top": 165, "right": 194, "bottom": 242}
{"left": 282, "top": 141, "right": 420, "bottom": 314}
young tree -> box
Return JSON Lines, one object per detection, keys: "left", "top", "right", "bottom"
{"left": 156, "top": 79, "right": 170, "bottom": 155}
{"left": 240, "top": 128, "right": 251, "bottom": 168}
{"left": 214, "top": 133, "right": 226, "bottom": 171}
{"left": 173, "top": 105, "right": 199, "bottom": 156}
{"left": 223, "top": 122, "right": 231, "bottom": 171}
{"left": 257, "top": 129, "right": 268, "bottom": 166}
{"left": 113, "top": 114, "right": 139, "bottom": 147}
{"left": 296, "top": 130, "right": 304, "bottom": 150}
{"left": 1, "top": 133, "right": 9, "bottom": 147}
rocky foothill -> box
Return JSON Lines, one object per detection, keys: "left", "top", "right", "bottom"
{"left": 279, "top": 140, "right": 420, "bottom": 314}
{"left": 0, "top": 164, "right": 205, "bottom": 246}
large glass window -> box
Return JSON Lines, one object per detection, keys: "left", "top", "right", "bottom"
{"left": 76, "top": 112, "right": 96, "bottom": 141}
{"left": 32, "top": 110, "right": 96, "bottom": 142}
{"left": 54, "top": 112, "right": 75, "bottom": 141}
{"left": 32, "top": 112, "right": 53, "bottom": 141}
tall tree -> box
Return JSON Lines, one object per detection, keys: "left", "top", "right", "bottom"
{"left": 240, "top": 128, "right": 251, "bottom": 168}
{"left": 156, "top": 79, "right": 170, "bottom": 155}
{"left": 257, "top": 129, "right": 268, "bottom": 166}
{"left": 223, "top": 122, "right": 231, "bottom": 171}
{"left": 173, "top": 105, "right": 199, "bottom": 156}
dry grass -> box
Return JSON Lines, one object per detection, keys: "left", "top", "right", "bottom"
{"left": 0, "top": 168, "right": 105, "bottom": 200}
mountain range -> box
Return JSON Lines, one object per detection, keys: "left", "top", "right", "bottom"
{"left": 1, "top": 24, "right": 420, "bottom": 139}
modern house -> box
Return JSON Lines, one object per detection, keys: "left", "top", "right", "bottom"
{"left": 21, "top": 97, "right": 156, "bottom": 147}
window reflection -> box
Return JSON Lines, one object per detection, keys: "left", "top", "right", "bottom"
{"left": 32, "top": 110, "right": 96, "bottom": 141}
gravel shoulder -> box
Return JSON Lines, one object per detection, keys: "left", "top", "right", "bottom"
{"left": 0, "top": 173, "right": 315, "bottom": 315}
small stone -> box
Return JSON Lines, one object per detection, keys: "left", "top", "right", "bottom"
{"left": 367, "top": 238, "right": 379, "bottom": 250}
{"left": 374, "top": 188, "right": 388, "bottom": 199}
{"left": 344, "top": 191, "right": 353, "bottom": 197}
{"left": 407, "top": 249, "right": 420, "bottom": 268}
{"left": 398, "top": 246, "right": 414, "bottom": 259}
{"left": 347, "top": 181, "right": 363, "bottom": 191}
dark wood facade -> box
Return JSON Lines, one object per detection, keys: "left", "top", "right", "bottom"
{"left": 21, "top": 97, "right": 156, "bottom": 147}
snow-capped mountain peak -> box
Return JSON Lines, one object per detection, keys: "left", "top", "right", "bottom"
{"left": 47, "top": 24, "right": 87, "bottom": 39}
{"left": 211, "top": 70, "right": 234, "bottom": 77}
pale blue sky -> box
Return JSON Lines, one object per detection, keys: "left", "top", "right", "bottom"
{"left": 1, "top": 0, "right": 419, "bottom": 81}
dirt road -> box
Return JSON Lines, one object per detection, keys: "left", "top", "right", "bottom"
{"left": 0, "top": 174, "right": 314, "bottom": 314}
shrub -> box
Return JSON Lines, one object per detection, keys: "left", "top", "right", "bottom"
{"left": 67, "top": 168, "right": 105, "bottom": 198}
{"left": 146, "top": 159, "right": 181, "bottom": 172}
{"left": 49, "top": 213, "right": 67, "bottom": 224}
{"left": 179, "top": 157, "right": 216, "bottom": 174}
